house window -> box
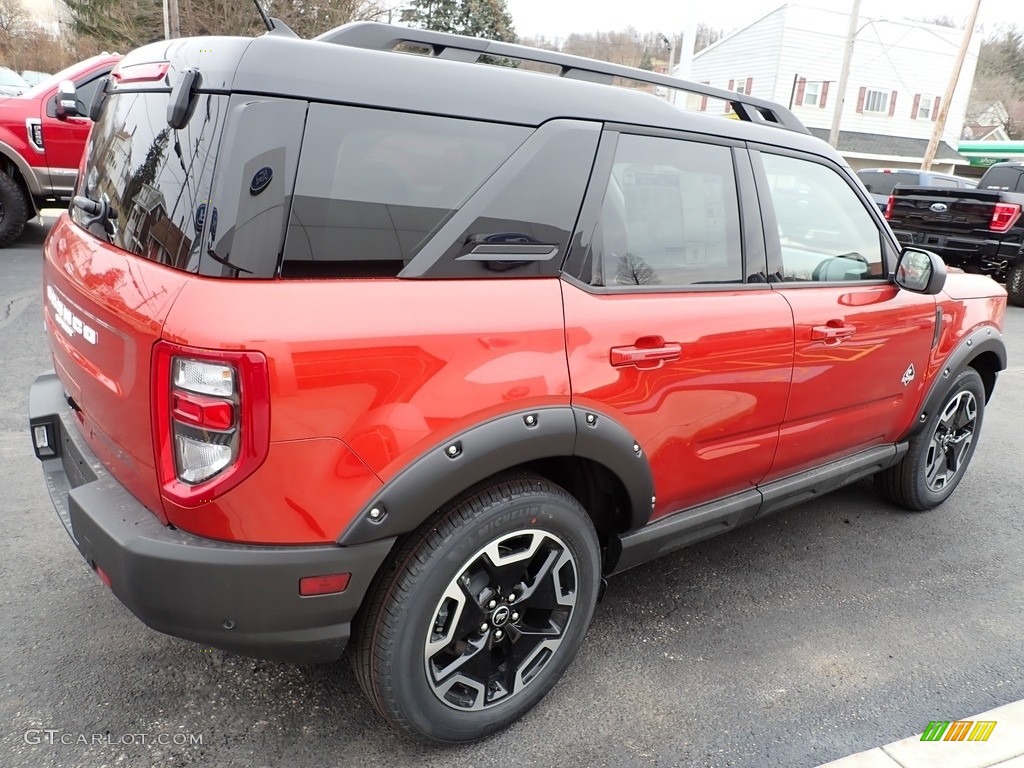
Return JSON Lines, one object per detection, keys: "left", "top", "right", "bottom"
{"left": 863, "top": 88, "right": 889, "bottom": 113}
{"left": 917, "top": 95, "right": 933, "bottom": 120}
{"left": 802, "top": 81, "right": 821, "bottom": 107}
{"left": 734, "top": 77, "right": 749, "bottom": 95}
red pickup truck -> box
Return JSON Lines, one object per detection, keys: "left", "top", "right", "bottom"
{"left": 0, "top": 53, "right": 120, "bottom": 247}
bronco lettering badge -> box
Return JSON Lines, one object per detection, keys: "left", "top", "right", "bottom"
{"left": 46, "top": 285, "right": 98, "bottom": 345}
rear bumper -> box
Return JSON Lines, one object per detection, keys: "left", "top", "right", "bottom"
{"left": 28, "top": 371, "right": 395, "bottom": 664}
{"left": 891, "top": 229, "right": 1022, "bottom": 267}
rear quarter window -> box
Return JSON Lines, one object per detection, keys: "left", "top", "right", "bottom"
{"left": 281, "top": 105, "right": 531, "bottom": 278}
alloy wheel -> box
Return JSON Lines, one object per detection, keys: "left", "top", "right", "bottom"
{"left": 924, "top": 389, "right": 978, "bottom": 493}
{"left": 423, "top": 529, "right": 579, "bottom": 711}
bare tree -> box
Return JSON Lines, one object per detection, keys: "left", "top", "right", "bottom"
{"left": 0, "top": 0, "right": 27, "bottom": 37}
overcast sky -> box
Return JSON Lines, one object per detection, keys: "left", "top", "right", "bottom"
{"left": 506, "top": 0, "right": 1024, "bottom": 40}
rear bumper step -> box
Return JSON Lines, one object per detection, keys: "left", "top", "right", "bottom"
{"left": 28, "top": 371, "right": 395, "bottom": 664}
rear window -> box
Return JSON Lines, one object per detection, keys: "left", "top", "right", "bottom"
{"left": 981, "top": 166, "right": 1024, "bottom": 192}
{"left": 73, "top": 90, "right": 228, "bottom": 272}
{"left": 857, "top": 171, "right": 918, "bottom": 197}
{"left": 280, "top": 104, "right": 530, "bottom": 278}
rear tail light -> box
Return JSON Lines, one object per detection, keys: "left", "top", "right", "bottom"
{"left": 153, "top": 342, "right": 270, "bottom": 507}
{"left": 990, "top": 203, "right": 1021, "bottom": 233}
{"left": 885, "top": 195, "right": 895, "bottom": 220}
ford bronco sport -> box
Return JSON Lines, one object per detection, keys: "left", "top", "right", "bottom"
{"left": 28, "top": 22, "right": 1006, "bottom": 744}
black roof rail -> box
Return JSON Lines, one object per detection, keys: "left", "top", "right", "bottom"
{"left": 314, "top": 22, "right": 810, "bottom": 135}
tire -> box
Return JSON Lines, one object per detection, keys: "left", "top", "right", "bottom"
{"left": 878, "top": 368, "right": 986, "bottom": 511}
{"left": 0, "top": 171, "right": 27, "bottom": 248}
{"left": 352, "top": 475, "right": 601, "bottom": 744}
{"left": 1007, "top": 264, "right": 1024, "bottom": 308}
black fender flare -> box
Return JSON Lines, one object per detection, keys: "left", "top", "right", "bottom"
{"left": 338, "top": 406, "right": 654, "bottom": 545}
{"left": 906, "top": 325, "right": 1006, "bottom": 439}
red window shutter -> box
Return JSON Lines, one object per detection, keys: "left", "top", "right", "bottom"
{"left": 888, "top": 90, "right": 897, "bottom": 117}
{"left": 932, "top": 96, "right": 941, "bottom": 121}
{"left": 700, "top": 81, "right": 708, "bottom": 111}
{"left": 745, "top": 76, "right": 753, "bottom": 94}
{"left": 727, "top": 78, "right": 735, "bottom": 90}
{"left": 819, "top": 81, "right": 829, "bottom": 108}
{"left": 795, "top": 77, "right": 806, "bottom": 105}
{"left": 911, "top": 93, "right": 921, "bottom": 119}
{"left": 856, "top": 86, "right": 866, "bottom": 113}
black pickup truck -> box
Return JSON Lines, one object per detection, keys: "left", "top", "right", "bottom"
{"left": 887, "top": 161, "right": 1024, "bottom": 304}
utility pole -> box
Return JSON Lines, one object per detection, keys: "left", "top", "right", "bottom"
{"left": 169, "top": 0, "right": 180, "bottom": 38}
{"left": 829, "top": 0, "right": 861, "bottom": 148}
{"left": 922, "top": 0, "right": 983, "bottom": 171}
{"left": 163, "top": 0, "right": 181, "bottom": 39}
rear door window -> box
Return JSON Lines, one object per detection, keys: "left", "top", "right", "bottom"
{"left": 281, "top": 105, "right": 530, "bottom": 278}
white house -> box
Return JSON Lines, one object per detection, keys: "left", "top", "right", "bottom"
{"left": 683, "top": 4, "right": 978, "bottom": 174}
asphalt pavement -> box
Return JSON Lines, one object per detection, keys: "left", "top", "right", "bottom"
{"left": 1, "top": 219, "right": 1022, "bottom": 768}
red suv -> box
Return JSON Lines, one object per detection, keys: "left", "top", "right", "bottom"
{"left": 28, "top": 23, "right": 1006, "bottom": 744}
{"left": 0, "top": 53, "right": 121, "bottom": 246}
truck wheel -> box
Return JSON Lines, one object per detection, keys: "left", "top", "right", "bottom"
{"left": 352, "top": 475, "right": 601, "bottom": 743}
{"left": 1007, "top": 264, "right": 1024, "bottom": 307}
{"left": 878, "top": 368, "right": 985, "bottom": 511}
{"left": 0, "top": 171, "right": 28, "bottom": 248}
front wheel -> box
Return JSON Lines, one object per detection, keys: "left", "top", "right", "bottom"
{"left": 878, "top": 368, "right": 986, "bottom": 511}
{"left": 352, "top": 475, "right": 601, "bottom": 743}
{"left": 0, "top": 171, "right": 28, "bottom": 248}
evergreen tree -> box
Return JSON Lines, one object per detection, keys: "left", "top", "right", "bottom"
{"left": 402, "top": 0, "right": 516, "bottom": 42}
{"left": 63, "top": 0, "right": 163, "bottom": 51}
{"left": 401, "top": 0, "right": 462, "bottom": 34}
{"left": 458, "top": 0, "right": 515, "bottom": 43}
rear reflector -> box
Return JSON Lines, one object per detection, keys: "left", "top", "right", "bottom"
{"left": 95, "top": 564, "right": 112, "bottom": 589}
{"left": 299, "top": 573, "right": 351, "bottom": 597}
{"left": 991, "top": 203, "right": 1022, "bottom": 233}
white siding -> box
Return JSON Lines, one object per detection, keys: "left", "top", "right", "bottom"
{"left": 686, "top": 3, "right": 978, "bottom": 162}
{"left": 686, "top": 6, "right": 787, "bottom": 114}
{"left": 780, "top": 5, "right": 977, "bottom": 149}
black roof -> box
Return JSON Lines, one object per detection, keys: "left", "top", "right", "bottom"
{"left": 807, "top": 128, "right": 964, "bottom": 162}
{"left": 121, "top": 23, "right": 847, "bottom": 166}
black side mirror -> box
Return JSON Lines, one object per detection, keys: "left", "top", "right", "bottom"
{"left": 55, "top": 80, "right": 78, "bottom": 119}
{"left": 895, "top": 247, "right": 947, "bottom": 295}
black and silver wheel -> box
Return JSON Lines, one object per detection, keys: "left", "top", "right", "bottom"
{"left": 352, "top": 475, "right": 600, "bottom": 743}
{"left": 879, "top": 368, "right": 986, "bottom": 510}
{"left": 0, "top": 171, "right": 28, "bottom": 248}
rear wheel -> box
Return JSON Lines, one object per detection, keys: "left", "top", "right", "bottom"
{"left": 0, "top": 171, "right": 27, "bottom": 248}
{"left": 1006, "top": 264, "right": 1024, "bottom": 307}
{"left": 878, "top": 368, "right": 985, "bottom": 510}
{"left": 352, "top": 475, "right": 601, "bottom": 743}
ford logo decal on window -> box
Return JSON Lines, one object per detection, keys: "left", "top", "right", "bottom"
{"left": 250, "top": 166, "right": 273, "bottom": 196}
{"left": 930, "top": 202, "right": 949, "bottom": 213}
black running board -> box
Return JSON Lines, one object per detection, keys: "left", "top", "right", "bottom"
{"left": 609, "top": 443, "right": 906, "bottom": 575}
